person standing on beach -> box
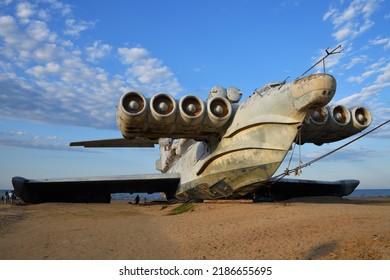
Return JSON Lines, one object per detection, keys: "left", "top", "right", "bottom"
{"left": 8, "top": 191, "right": 13, "bottom": 204}
{"left": 135, "top": 195, "right": 140, "bottom": 205}
{"left": 4, "top": 191, "right": 8, "bottom": 204}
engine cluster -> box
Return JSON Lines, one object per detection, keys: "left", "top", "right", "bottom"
{"left": 116, "top": 87, "right": 242, "bottom": 140}
{"left": 298, "top": 105, "right": 372, "bottom": 145}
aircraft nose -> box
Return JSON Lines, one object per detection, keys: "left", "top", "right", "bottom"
{"left": 291, "top": 74, "right": 336, "bottom": 111}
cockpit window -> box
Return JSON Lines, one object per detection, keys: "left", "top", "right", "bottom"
{"left": 269, "top": 82, "right": 281, "bottom": 88}
{"left": 256, "top": 82, "right": 281, "bottom": 95}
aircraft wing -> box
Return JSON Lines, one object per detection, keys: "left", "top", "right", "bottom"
{"left": 12, "top": 173, "right": 181, "bottom": 204}
{"left": 70, "top": 137, "right": 158, "bottom": 148}
{"left": 265, "top": 178, "right": 359, "bottom": 200}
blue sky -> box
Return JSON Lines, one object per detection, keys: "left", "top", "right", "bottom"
{"left": 0, "top": 0, "right": 389, "bottom": 189}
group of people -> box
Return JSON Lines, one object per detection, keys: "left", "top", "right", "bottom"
{"left": 1, "top": 191, "right": 17, "bottom": 204}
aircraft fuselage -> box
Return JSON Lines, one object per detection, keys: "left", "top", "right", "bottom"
{"left": 162, "top": 74, "right": 337, "bottom": 199}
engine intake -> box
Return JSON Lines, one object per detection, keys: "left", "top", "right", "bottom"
{"left": 308, "top": 106, "right": 329, "bottom": 126}
{"left": 179, "top": 95, "right": 205, "bottom": 125}
{"left": 206, "top": 97, "right": 232, "bottom": 127}
{"left": 117, "top": 92, "right": 148, "bottom": 133}
{"left": 120, "top": 91, "right": 147, "bottom": 115}
{"left": 350, "top": 106, "right": 372, "bottom": 131}
{"left": 330, "top": 105, "right": 351, "bottom": 126}
{"left": 151, "top": 93, "right": 177, "bottom": 123}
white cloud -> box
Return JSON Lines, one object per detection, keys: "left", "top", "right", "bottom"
{"left": 338, "top": 60, "right": 390, "bottom": 123}
{"left": 0, "top": 130, "right": 71, "bottom": 151}
{"left": 64, "top": 18, "right": 95, "bottom": 37}
{"left": 128, "top": 58, "right": 172, "bottom": 83}
{"left": 13, "top": 131, "right": 27, "bottom": 136}
{"left": 375, "top": 62, "right": 390, "bottom": 83}
{"left": 370, "top": 36, "right": 388, "bottom": 45}
{"left": 358, "top": 18, "right": 374, "bottom": 33}
{"left": 344, "top": 55, "right": 367, "bottom": 69}
{"left": 85, "top": 41, "right": 112, "bottom": 62}
{"left": 0, "top": 15, "right": 20, "bottom": 44}
{"left": 323, "top": 7, "right": 337, "bottom": 21}
{"left": 321, "top": 0, "right": 389, "bottom": 127}
{"left": 333, "top": 5, "right": 357, "bottom": 27}
{"left": 118, "top": 47, "right": 182, "bottom": 95}
{"left": 0, "top": 15, "right": 61, "bottom": 64}
{"left": 369, "top": 35, "right": 390, "bottom": 50}
{"left": 323, "top": 0, "right": 381, "bottom": 43}
{"left": 26, "top": 62, "right": 61, "bottom": 78}
{"left": 338, "top": 81, "right": 390, "bottom": 106}
{"left": 118, "top": 47, "right": 149, "bottom": 64}
{"left": 346, "top": 70, "right": 375, "bottom": 83}
{"left": 0, "top": 0, "right": 182, "bottom": 132}
{"left": 361, "top": 0, "right": 379, "bottom": 18}
{"left": 47, "top": 0, "right": 72, "bottom": 16}
{"left": 301, "top": 146, "right": 377, "bottom": 163}
{"left": 310, "top": 45, "right": 344, "bottom": 74}
{"left": 26, "top": 20, "right": 56, "bottom": 42}
{"left": 368, "top": 57, "right": 387, "bottom": 69}
{"left": 333, "top": 24, "right": 354, "bottom": 41}
{"left": 16, "top": 1, "right": 35, "bottom": 20}
{"left": 1, "top": 0, "right": 14, "bottom": 6}
{"left": 33, "top": 43, "right": 65, "bottom": 61}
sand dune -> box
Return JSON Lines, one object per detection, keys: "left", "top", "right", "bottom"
{"left": 0, "top": 197, "right": 389, "bottom": 260}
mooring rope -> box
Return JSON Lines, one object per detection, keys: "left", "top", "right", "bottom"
{"left": 272, "top": 119, "right": 390, "bottom": 183}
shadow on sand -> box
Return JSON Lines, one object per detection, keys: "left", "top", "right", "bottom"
{"left": 304, "top": 241, "right": 340, "bottom": 260}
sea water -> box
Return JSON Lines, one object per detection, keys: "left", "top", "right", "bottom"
{"left": 111, "top": 193, "right": 165, "bottom": 201}
{"left": 345, "top": 189, "right": 390, "bottom": 198}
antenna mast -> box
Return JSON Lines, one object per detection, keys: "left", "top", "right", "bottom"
{"left": 298, "top": 45, "right": 343, "bottom": 78}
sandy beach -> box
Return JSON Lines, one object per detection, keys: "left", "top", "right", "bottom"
{"left": 0, "top": 197, "right": 389, "bottom": 260}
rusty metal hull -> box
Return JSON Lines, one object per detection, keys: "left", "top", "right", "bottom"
{"left": 170, "top": 74, "right": 338, "bottom": 199}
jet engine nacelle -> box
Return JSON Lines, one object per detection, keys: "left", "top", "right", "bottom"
{"left": 117, "top": 91, "right": 148, "bottom": 132}
{"left": 298, "top": 105, "right": 372, "bottom": 145}
{"left": 117, "top": 91, "right": 234, "bottom": 140}
{"left": 206, "top": 96, "right": 232, "bottom": 127}
{"left": 350, "top": 106, "right": 372, "bottom": 132}
{"left": 150, "top": 93, "right": 177, "bottom": 123}
{"left": 179, "top": 95, "right": 205, "bottom": 125}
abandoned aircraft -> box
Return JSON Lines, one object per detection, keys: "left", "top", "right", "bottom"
{"left": 12, "top": 47, "right": 373, "bottom": 203}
